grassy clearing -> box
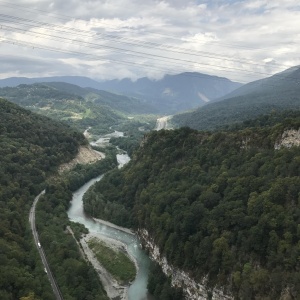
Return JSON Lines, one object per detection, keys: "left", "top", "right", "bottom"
{"left": 88, "top": 237, "right": 136, "bottom": 284}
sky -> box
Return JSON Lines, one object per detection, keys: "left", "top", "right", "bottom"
{"left": 0, "top": 0, "right": 300, "bottom": 83}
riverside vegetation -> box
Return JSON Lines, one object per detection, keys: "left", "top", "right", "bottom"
{"left": 83, "top": 111, "right": 300, "bottom": 299}
{"left": 36, "top": 148, "right": 118, "bottom": 299}
{"left": 87, "top": 237, "right": 136, "bottom": 284}
{"left": 0, "top": 94, "right": 155, "bottom": 299}
{"left": 0, "top": 97, "right": 125, "bottom": 299}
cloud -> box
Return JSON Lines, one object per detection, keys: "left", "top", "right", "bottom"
{"left": 0, "top": 0, "right": 299, "bottom": 83}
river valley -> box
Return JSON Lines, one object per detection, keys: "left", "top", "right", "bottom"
{"left": 67, "top": 154, "right": 152, "bottom": 300}
{"left": 67, "top": 119, "right": 170, "bottom": 300}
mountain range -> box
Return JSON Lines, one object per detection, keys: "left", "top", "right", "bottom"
{"left": 173, "top": 65, "right": 300, "bottom": 130}
{"left": 0, "top": 82, "right": 158, "bottom": 134}
{"left": 0, "top": 72, "right": 242, "bottom": 114}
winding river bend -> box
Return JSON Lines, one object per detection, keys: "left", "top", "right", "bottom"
{"left": 67, "top": 158, "right": 152, "bottom": 300}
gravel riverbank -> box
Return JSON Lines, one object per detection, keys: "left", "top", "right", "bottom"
{"left": 93, "top": 217, "right": 135, "bottom": 236}
{"left": 80, "top": 233, "right": 138, "bottom": 300}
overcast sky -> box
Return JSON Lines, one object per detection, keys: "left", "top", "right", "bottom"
{"left": 0, "top": 0, "right": 299, "bottom": 83}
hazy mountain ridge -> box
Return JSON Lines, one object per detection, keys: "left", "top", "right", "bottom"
{"left": 0, "top": 72, "right": 242, "bottom": 114}
{"left": 0, "top": 82, "right": 159, "bottom": 135}
{"left": 90, "top": 72, "right": 242, "bottom": 113}
{"left": 172, "top": 66, "right": 300, "bottom": 130}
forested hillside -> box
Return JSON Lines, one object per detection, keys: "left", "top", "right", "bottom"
{"left": 0, "top": 98, "right": 86, "bottom": 299}
{"left": 172, "top": 66, "right": 300, "bottom": 130}
{"left": 84, "top": 112, "right": 300, "bottom": 299}
{"left": 0, "top": 82, "right": 157, "bottom": 135}
{"left": 0, "top": 83, "right": 123, "bottom": 134}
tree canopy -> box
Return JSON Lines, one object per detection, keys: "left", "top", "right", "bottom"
{"left": 0, "top": 98, "right": 85, "bottom": 299}
{"left": 84, "top": 111, "right": 300, "bottom": 299}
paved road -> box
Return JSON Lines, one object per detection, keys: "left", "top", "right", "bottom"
{"left": 29, "top": 190, "right": 64, "bottom": 300}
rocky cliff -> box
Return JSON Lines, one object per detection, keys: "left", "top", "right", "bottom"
{"left": 275, "top": 129, "right": 300, "bottom": 149}
{"left": 138, "top": 229, "right": 233, "bottom": 300}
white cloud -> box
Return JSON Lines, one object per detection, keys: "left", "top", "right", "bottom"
{"left": 0, "top": 0, "right": 299, "bottom": 83}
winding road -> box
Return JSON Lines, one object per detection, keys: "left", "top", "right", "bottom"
{"left": 29, "top": 190, "right": 64, "bottom": 300}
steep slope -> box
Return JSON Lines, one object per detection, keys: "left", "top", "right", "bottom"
{"left": 214, "top": 65, "right": 300, "bottom": 102}
{"left": 173, "top": 66, "right": 300, "bottom": 130}
{"left": 83, "top": 112, "right": 300, "bottom": 299}
{"left": 0, "top": 98, "right": 97, "bottom": 299}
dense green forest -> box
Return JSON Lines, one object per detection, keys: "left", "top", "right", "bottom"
{"left": 172, "top": 91, "right": 300, "bottom": 130}
{"left": 0, "top": 98, "right": 85, "bottom": 299}
{"left": 83, "top": 111, "right": 300, "bottom": 299}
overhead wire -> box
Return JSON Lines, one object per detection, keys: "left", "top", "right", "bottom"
{"left": 0, "top": 37, "right": 206, "bottom": 77}
{"left": 1, "top": 36, "right": 258, "bottom": 85}
{"left": 0, "top": 23, "right": 276, "bottom": 81}
{"left": 0, "top": 5, "right": 299, "bottom": 86}
{"left": 0, "top": 13, "right": 291, "bottom": 83}
{"left": 3, "top": 34, "right": 300, "bottom": 91}
{"left": 0, "top": 12, "right": 293, "bottom": 72}
{"left": 0, "top": 0, "right": 297, "bottom": 54}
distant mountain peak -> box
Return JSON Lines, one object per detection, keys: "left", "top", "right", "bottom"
{"left": 0, "top": 72, "right": 242, "bottom": 114}
{"left": 172, "top": 65, "right": 300, "bottom": 130}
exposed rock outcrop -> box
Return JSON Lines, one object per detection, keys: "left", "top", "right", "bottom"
{"left": 59, "top": 146, "right": 105, "bottom": 173}
{"left": 275, "top": 129, "right": 300, "bottom": 150}
{"left": 138, "top": 229, "right": 233, "bottom": 300}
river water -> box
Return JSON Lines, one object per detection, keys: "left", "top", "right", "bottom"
{"left": 67, "top": 157, "right": 152, "bottom": 300}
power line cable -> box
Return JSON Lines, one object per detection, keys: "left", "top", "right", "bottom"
{"left": 0, "top": 23, "right": 271, "bottom": 79}
{"left": 0, "top": 3, "right": 298, "bottom": 75}
{"left": 0, "top": 10, "right": 299, "bottom": 86}
{"left": 0, "top": 16, "right": 289, "bottom": 81}
{"left": 1, "top": 0, "right": 298, "bottom": 54}
{"left": 0, "top": 12, "right": 294, "bottom": 71}
{"left": 2, "top": 36, "right": 300, "bottom": 90}
{"left": 1, "top": 36, "right": 260, "bottom": 84}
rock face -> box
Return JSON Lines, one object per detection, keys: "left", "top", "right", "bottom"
{"left": 275, "top": 129, "right": 300, "bottom": 150}
{"left": 59, "top": 146, "right": 105, "bottom": 173}
{"left": 138, "top": 229, "right": 233, "bottom": 300}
